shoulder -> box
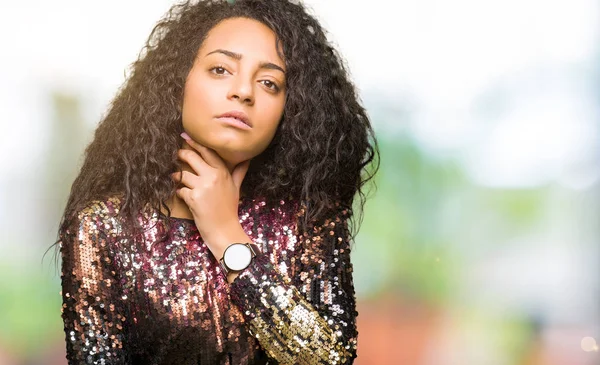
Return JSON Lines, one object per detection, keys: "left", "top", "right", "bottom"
{"left": 77, "top": 195, "right": 122, "bottom": 220}
{"left": 74, "top": 195, "right": 122, "bottom": 227}
{"left": 295, "top": 198, "right": 352, "bottom": 243}
{"left": 296, "top": 198, "right": 351, "bottom": 226}
{"left": 66, "top": 195, "right": 124, "bottom": 241}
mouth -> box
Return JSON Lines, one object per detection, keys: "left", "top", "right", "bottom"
{"left": 216, "top": 111, "right": 252, "bottom": 128}
{"left": 216, "top": 116, "right": 252, "bottom": 130}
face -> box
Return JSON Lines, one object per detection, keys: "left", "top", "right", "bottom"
{"left": 181, "top": 17, "right": 287, "bottom": 166}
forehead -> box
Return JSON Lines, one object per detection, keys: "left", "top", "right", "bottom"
{"left": 199, "top": 17, "right": 284, "bottom": 65}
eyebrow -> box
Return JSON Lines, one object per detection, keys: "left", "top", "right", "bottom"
{"left": 205, "top": 49, "right": 286, "bottom": 74}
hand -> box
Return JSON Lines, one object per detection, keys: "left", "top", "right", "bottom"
{"left": 171, "top": 133, "right": 252, "bottom": 261}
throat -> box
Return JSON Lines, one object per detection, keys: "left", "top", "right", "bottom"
{"left": 162, "top": 194, "right": 194, "bottom": 220}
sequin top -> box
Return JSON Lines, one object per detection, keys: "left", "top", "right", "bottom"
{"left": 59, "top": 195, "right": 358, "bottom": 364}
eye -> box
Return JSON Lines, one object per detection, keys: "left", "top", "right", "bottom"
{"left": 261, "top": 80, "right": 280, "bottom": 92}
{"left": 208, "top": 65, "right": 230, "bottom": 75}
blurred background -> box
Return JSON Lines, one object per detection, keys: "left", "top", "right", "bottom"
{"left": 0, "top": 0, "right": 598, "bottom": 364}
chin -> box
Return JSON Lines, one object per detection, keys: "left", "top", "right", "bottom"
{"left": 188, "top": 131, "right": 262, "bottom": 165}
{"left": 206, "top": 142, "right": 253, "bottom": 165}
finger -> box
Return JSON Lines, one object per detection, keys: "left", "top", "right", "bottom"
{"left": 181, "top": 135, "right": 226, "bottom": 170}
{"left": 171, "top": 170, "right": 200, "bottom": 189}
{"left": 178, "top": 148, "right": 211, "bottom": 176}
{"left": 175, "top": 186, "right": 193, "bottom": 206}
{"left": 231, "top": 160, "right": 251, "bottom": 191}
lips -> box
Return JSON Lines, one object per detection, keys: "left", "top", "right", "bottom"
{"left": 216, "top": 111, "right": 252, "bottom": 128}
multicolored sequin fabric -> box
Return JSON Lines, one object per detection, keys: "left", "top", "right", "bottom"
{"left": 60, "top": 195, "right": 358, "bottom": 364}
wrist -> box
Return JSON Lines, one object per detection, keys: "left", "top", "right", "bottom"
{"left": 220, "top": 242, "right": 259, "bottom": 283}
{"left": 208, "top": 222, "right": 252, "bottom": 260}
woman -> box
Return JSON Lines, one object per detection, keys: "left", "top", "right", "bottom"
{"left": 54, "top": 0, "right": 379, "bottom": 364}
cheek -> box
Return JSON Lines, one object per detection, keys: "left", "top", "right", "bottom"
{"left": 182, "top": 75, "right": 216, "bottom": 126}
{"left": 256, "top": 100, "right": 285, "bottom": 146}
{"left": 268, "top": 98, "right": 285, "bottom": 133}
{"left": 265, "top": 93, "right": 285, "bottom": 124}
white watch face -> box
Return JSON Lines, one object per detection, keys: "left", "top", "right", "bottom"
{"left": 224, "top": 244, "right": 252, "bottom": 270}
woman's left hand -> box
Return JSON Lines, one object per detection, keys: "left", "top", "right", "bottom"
{"left": 171, "top": 133, "right": 251, "bottom": 261}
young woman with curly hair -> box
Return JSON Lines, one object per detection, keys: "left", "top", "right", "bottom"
{"left": 52, "top": 0, "right": 379, "bottom": 363}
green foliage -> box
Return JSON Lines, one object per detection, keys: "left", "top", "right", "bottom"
{"left": 0, "top": 263, "right": 62, "bottom": 358}
{"left": 353, "top": 131, "right": 547, "bottom": 306}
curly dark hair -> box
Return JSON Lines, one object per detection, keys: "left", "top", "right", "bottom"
{"left": 46, "top": 0, "right": 379, "bottom": 264}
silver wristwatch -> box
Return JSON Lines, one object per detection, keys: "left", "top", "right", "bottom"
{"left": 219, "top": 242, "right": 259, "bottom": 276}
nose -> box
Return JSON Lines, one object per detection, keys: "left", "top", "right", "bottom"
{"left": 227, "top": 76, "right": 254, "bottom": 105}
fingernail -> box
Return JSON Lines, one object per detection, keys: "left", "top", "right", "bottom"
{"left": 180, "top": 132, "right": 191, "bottom": 141}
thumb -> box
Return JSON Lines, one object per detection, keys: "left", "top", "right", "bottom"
{"left": 231, "top": 160, "right": 251, "bottom": 191}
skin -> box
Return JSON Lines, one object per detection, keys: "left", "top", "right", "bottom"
{"left": 165, "top": 17, "right": 287, "bottom": 283}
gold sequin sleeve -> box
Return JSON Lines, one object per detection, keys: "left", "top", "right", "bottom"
{"left": 60, "top": 203, "right": 128, "bottom": 364}
{"left": 228, "top": 207, "right": 358, "bottom": 364}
